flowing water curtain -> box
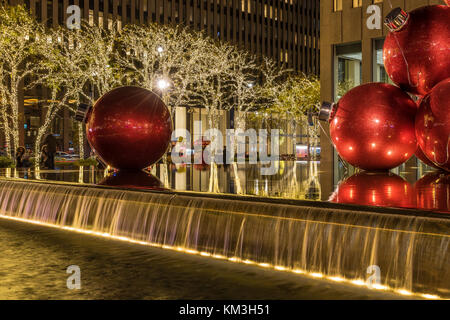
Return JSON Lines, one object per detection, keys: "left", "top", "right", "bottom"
{"left": 0, "top": 180, "right": 447, "bottom": 297}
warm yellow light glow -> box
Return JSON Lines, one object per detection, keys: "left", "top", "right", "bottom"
{"left": 258, "top": 263, "right": 271, "bottom": 268}
{"left": 350, "top": 279, "right": 366, "bottom": 286}
{"left": 157, "top": 79, "right": 170, "bottom": 90}
{"left": 421, "top": 293, "right": 439, "bottom": 299}
{"left": 274, "top": 266, "right": 287, "bottom": 271}
{"left": 371, "top": 284, "right": 388, "bottom": 290}
{"left": 327, "top": 276, "right": 344, "bottom": 282}
{"left": 396, "top": 289, "right": 412, "bottom": 296}
{"left": 310, "top": 272, "right": 324, "bottom": 278}
{"left": 292, "top": 269, "right": 305, "bottom": 274}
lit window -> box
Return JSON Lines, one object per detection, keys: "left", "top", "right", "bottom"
{"left": 353, "top": 0, "right": 362, "bottom": 8}
{"left": 334, "top": 0, "right": 342, "bottom": 11}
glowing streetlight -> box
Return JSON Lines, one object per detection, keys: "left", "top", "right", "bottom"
{"left": 157, "top": 79, "right": 170, "bottom": 91}
{"left": 157, "top": 46, "right": 164, "bottom": 53}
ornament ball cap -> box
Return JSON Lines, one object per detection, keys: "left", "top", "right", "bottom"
{"left": 384, "top": 7, "right": 409, "bottom": 32}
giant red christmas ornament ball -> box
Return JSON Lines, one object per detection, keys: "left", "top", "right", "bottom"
{"left": 330, "top": 172, "right": 415, "bottom": 209}
{"left": 415, "top": 172, "right": 450, "bottom": 213}
{"left": 85, "top": 86, "right": 172, "bottom": 170}
{"left": 383, "top": 5, "right": 450, "bottom": 96}
{"left": 415, "top": 78, "right": 450, "bottom": 172}
{"left": 413, "top": 98, "right": 441, "bottom": 168}
{"left": 321, "top": 83, "right": 417, "bottom": 171}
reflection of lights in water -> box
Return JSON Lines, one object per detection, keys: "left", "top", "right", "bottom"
{"left": 274, "top": 266, "right": 287, "bottom": 271}
{"left": 350, "top": 279, "right": 366, "bottom": 286}
{"left": 328, "top": 276, "right": 344, "bottom": 282}
{"left": 396, "top": 289, "right": 412, "bottom": 296}
{"left": 310, "top": 272, "right": 324, "bottom": 278}
{"left": 0, "top": 214, "right": 442, "bottom": 300}
{"left": 371, "top": 284, "right": 388, "bottom": 290}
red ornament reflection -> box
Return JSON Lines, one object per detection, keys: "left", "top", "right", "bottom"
{"left": 194, "top": 163, "right": 210, "bottom": 171}
{"left": 329, "top": 83, "right": 417, "bottom": 171}
{"left": 383, "top": 5, "right": 450, "bottom": 96}
{"left": 415, "top": 172, "right": 450, "bottom": 213}
{"left": 99, "top": 170, "right": 166, "bottom": 191}
{"left": 415, "top": 78, "right": 450, "bottom": 172}
{"left": 86, "top": 86, "right": 172, "bottom": 170}
{"left": 330, "top": 172, "right": 415, "bottom": 209}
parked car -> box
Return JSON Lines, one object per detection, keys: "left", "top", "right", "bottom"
{"left": 55, "top": 151, "right": 77, "bottom": 162}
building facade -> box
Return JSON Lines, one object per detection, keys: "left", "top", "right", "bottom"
{"left": 21, "top": 0, "right": 320, "bottom": 74}
{"left": 319, "top": 0, "right": 446, "bottom": 196}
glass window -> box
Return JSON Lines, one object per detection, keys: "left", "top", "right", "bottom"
{"left": 353, "top": 0, "right": 362, "bottom": 7}
{"left": 373, "top": 39, "right": 394, "bottom": 84}
{"left": 333, "top": 43, "right": 363, "bottom": 182}
{"left": 335, "top": 43, "right": 362, "bottom": 100}
{"left": 334, "top": 0, "right": 342, "bottom": 11}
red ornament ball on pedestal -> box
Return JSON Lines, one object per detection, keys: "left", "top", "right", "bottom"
{"left": 325, "top": 83, "right": 417, "bottom": 171}
{"left": 415, "top": 78, "right": 450, "bottom": 172}
{"left": 330, "top": 172, "right": 415, "bottom": 209}
{"left": 86, "top": 86, "right": 172, "bottom": 170}
{"left": 383, "top": 5, "right": 450, "bottom": 96}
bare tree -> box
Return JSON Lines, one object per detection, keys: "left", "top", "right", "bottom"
{"left": 0, "top": 5, "right": 43, "bottom": 158}
{"left": 115, "top": 23, "right": 161, "bottom": 90}
{"left": 79, "top": 21, "right": 123, "bottom": 103}
{"left": 32, "top": 26, "right": 93, "bottom": 168}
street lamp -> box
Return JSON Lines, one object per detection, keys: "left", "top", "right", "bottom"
{"left": 157, "top": 46, "right": 164, "bottom": 54}
{"left": 157, "top": 78, "right": 170, "bottom": 91}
